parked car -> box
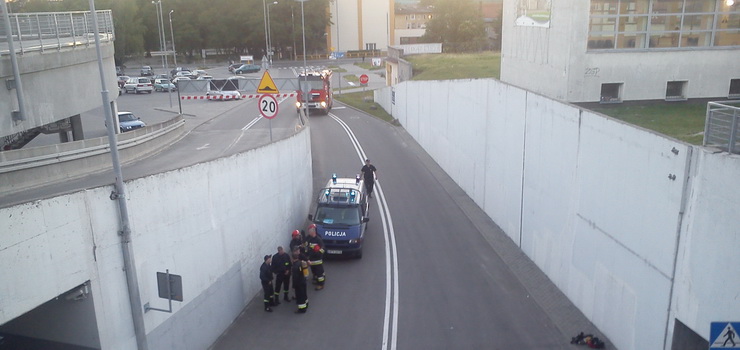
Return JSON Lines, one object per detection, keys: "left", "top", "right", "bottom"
{"left": 228, "top": 63, "right": 242, "bottom": 73}
{"left": 207, "top": 90, "right": 242, "bottom": 101}
{"left": 154, "top": 78, "right": 176, "bottom": 92}
{"left": 123, "top": 77, "right": 153, "bottom": 94}
{"left": 191, "top": 69, "right": 209, "bottom": 77}
{"left": 170, "top": 67, "right": 191, "bottom": 77}
{"left": 140, "top": 66, "right": 153, "bottom": 76}
{"left": 153, "top": 74, "right": 169, "bottom": 80}
{"left": 117, "top": 75, "right": 130, "bottom": 88}
{"left": 172, "top": 76, "right": 191, "bottom": 84}
{"left": 197, "top": 75, "right": 214, "bottom": 80}
{"left": 117, "top": 111, "right": 146, "bottom": 133}
{"left": 173, "top": 71, "right": 196, "bottom": 79}
{"left": 234, "top": 64, "right": 261, "bottom": 74}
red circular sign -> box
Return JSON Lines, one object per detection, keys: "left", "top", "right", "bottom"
{"left": 359, "top": 74, "right": 369, "bottom": 85}
{"left": 258, "top": 94, "right": 279, "bottom": 119}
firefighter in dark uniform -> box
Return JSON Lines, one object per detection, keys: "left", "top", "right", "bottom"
{"left": 289, "top": 229, "right": 306, "bottom": 257}
{"left": 291, "top": 247, "right": 309, "bottom": 313}
{"left": 306, "top": 223, "right": 326, "bottom": 290}
{"left": 272, "top": 246, "right": 292, "bottom": 303}
{"left": 260, "top": 255, "right": 275, "bottom": 312}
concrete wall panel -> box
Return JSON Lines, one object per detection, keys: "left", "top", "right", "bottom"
{"left": 380, "top": 77, "right": 739, "bottom": 350}
{"left": 482, "top": 82, "right": 527, "bottom": 243}
{"left": 0, "top": 44, "right": 118, "bottom": 138}
{"left": 668, "top": 148, "right": 740, "bottom": 347}
{"left": 0, "top": 195, "right": 94, "bottom": 322}
{"left": 0, "top": 129, "right": 312, "bottom": 349}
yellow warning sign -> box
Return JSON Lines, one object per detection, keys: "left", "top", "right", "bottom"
{"left": 257, "top": 71, "right": 279, "bottom": 94}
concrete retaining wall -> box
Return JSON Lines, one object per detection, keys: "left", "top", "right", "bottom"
{"left": 376, "top": 80, "right": 740, "bottom": 350}
{"left": 0, "top": 115, "right": 186, "bottom": 198}
{"left": 0, "top": 127, "right": 313, "bottom": 349}
{"left": 0, "top": 43, "right": 118, "bottom": 139}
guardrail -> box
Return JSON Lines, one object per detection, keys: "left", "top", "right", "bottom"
{"left": 0, "top": 10, "right": 114, "bottom": 56}
{"left": 0, "top": 115, "right": 185, "bottom": 199}
{"left": 704, "top": 101, "right": 740, "bottom": 154}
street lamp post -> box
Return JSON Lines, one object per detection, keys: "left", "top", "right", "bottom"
{"left": 152, "top": 1, "right": 165, "bottom": 70}
{"left": 262, "top": 0, "right": 269, "bottom": 67}
{"left": 296, "top": 0, "right": 309, "bottom": 117}
{"left": 267, "top": 1, "right": 278, "bottom": 64}
{"left": 169, "top": 10, "right": 177, "bottom": 67}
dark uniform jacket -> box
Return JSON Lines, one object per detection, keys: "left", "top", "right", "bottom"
{"left": 271, "top": 252, "right": 291, "bottom": 274}
{"left": 292, "top": 260, "right": 307, "bottom": 287}
{"left": 306, "top": 235, "right": 324, "bottom": 262}
{"left": 260, "top": 262, "right": 273, "bottom": 283}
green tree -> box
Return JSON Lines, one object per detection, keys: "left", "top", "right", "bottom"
{"left": 420, "top": 0, "right": 486, "bottom": 52}
{"left": 8, "top": 0, "right": 331, "bottom": 62}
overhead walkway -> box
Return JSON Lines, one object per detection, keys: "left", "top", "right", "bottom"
{"left": 0, "top": 10, "right": 117, "bottom": 149}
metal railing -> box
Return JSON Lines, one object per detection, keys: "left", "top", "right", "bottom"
{"left": 704, "top": 101, "right": 740, "bottom": 154}
{"left": 0, "top": 10, "right": 114, "bottom": 56}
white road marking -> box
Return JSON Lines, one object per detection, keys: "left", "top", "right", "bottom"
{"left": 196, "top": 143, "right": 210, "bottom": 150}
{"left": 329, "top": 112, "right": 399, "bottom": 350}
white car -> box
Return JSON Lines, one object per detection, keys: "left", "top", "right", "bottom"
{"left": 123, "top": 77, "right": 153, "bottom": 94}
{"left": 207, "top": 90, "right": 242, "bottom": 101}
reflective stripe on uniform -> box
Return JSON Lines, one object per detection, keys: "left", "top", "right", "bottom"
{"left": 309, "top": 260, "right": 323, "bottom": 265}
{"left": 317, "top": 276, "right": 325, "bottom": 282}
{"left": 298, "top": 303, "right": 307, "bottom": 309}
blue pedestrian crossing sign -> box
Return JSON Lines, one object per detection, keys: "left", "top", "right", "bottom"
{"left": 710, "top": 322, "right": 740, "bottom": 349}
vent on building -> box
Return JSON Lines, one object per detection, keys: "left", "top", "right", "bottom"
{"left": 729, "top": 79, "right": 740, "bottom": 100}
{"left": 666, "top": 81, "right": 688, "bottom": 101}
{"left": 600, "top": 83, "right": 623, "bottom": 104}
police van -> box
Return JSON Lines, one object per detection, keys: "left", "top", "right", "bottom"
{"left": 307, "top": 174, "right": 370, "bottom": 258}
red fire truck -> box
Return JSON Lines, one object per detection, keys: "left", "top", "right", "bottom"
{"left": 296, "top": 69, "right": 333, "bottom": 115}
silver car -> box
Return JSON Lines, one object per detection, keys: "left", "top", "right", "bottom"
{"left": 123, "top": 77, "right": 153, "bottom": 94}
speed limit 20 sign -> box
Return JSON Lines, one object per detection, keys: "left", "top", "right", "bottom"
{"left": 258, "top": 94, "right": 279, "bottom": 119}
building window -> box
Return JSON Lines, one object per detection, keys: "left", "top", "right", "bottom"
{"left": 729, "top": 79, "right": 740, "bottom": 99}
{"left": 600, "top": 83, "right": 623, "bottom": 103}
{"left": 366, "top": 43, "right": 377, "bottom": 51}
{"left": 588, "top": 0, "right": 740, "bottom": 51}
{"left": 666, "top": 81, "right": 688, "bottom": 101}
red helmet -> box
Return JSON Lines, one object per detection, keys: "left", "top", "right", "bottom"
{"left": 292, "top": 230, "right": 300, "bottom": 237}
{"left": 313, "top": 244, "right": 321, "bottom": 252}
{"left": 308, "top": 223, "right": 317, "bottom": 229}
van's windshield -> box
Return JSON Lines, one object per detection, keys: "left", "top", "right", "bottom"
{"left": 314, "top": 206, "right": 360, "bottom": 225}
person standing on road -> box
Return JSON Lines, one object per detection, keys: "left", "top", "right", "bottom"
{"left": 289, "top": 229, "right": 306, "bottom": 257}
{"left": 361, "top": 159, "right": 377, "bottom": 198}
{"left": 292, "top": 248, "right": 309, "bottom": 313}
{"left": 260, "top": 255, "right": 275, "bottom": 312}
{"left": 272, "top": 246, "right": 292, "bottom": 303}
{"left": 306, "top": 224, "right": 326, "bottom": 290}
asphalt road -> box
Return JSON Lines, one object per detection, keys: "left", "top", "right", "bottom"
{"left": 7, "top": 60, "right": 604, "bottom": 348}
{"left": 210, "top": 105, "right": 575, "bottom": 349}
{"left": 1, "top": 65, "right": 305, "bottom": 208}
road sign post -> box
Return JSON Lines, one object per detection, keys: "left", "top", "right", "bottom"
{"left": 360, "top": 74, "right": 369, "bottom": 94}
{"left": 259, "top": 94, "right": 279, "bottom": 142}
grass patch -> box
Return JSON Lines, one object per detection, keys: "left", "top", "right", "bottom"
{"left": 406, "top": 52, "right": 500, "bottom": 81}
{"left": 343, "top": 74, "right": 359, "bottom": 83}
{"left": 335, "top": 91, "right": 397, "bottom": 124}
{"left": 587, "top": 102, "right": 706, "bottom": 144}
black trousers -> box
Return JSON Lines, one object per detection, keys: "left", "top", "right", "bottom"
{"left": 275, "top": 272, "right": 290, "bottom": 294}
{"left": 365, "top": 180, "right": 375, "bottom": 196}
{"left": 261, "top": 281, "right": 274, "bottom": 306}
{"left": 294, "top": 283, "right": 308, "bottom": 312}
{"left": 310, "top": 263, "right": 325, "bottom": 286}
